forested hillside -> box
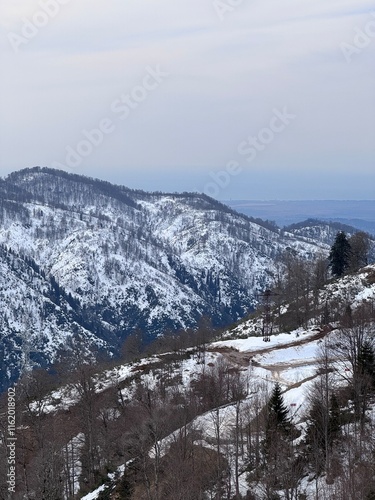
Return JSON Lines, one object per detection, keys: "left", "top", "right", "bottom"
{"left": 0, "top": 167, "right": 374, "bottom": 498}
{"left": 0, "top": 167, "right": 343, "bottom": 391}
{"left": 1, "top": 263, "right": 374, "bottom": 499}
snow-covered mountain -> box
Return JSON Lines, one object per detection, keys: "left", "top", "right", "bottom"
{"left": 0, "top": 167, "right": 352, "bottom": 391}
{"left": 284, "top": 218, "right": 374, "bottom": 248}
{"left": 15, "top": 264, "right": 375, "bottom": 499}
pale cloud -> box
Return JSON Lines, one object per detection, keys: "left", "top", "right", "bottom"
{"left": 0, "top": 0, "right": 374, "bottom": 199}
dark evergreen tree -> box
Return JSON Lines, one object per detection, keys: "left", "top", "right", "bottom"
{"left": 342, "top": 303, "right": 353, "bottom": 328}
{"left": 328, "top": 393, "right": 341, "bottom": 440}
{"left": 329, "top": 231, "right": 352, "bottom": 277}
{"left": 263, "top": 383, "right": 299, "bottom": 494}
{"left": 358, "top": 340, "right": 375, "bottom": 388}
{"left": 267, "top": 382, "right": 290, "bottom": 431}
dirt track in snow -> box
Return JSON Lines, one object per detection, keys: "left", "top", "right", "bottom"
{"left": 209, "top": 327, "right": 333, "bottom": 390}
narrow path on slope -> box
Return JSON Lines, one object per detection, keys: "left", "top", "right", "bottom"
{"left": 257, "top": 359, "right": 319, "bottom": 387}
{"left": 209, "top": 327, "right": 334, "bottom": 392}
{"left": 210, "top": 327, "right": 330, "bottom": 368}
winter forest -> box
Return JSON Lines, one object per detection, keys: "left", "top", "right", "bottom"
{"left": 0, "top": 169, "right": 374, "bottom": 499}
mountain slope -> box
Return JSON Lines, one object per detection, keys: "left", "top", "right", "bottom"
{"left": 284, "top": 218, "right": 374, "bottom": 247}
{"left": 0, "top": 167, "right": 331, "bottom": 390}
{"left": 20, "top": 264, "right": 375, "bottom": 500}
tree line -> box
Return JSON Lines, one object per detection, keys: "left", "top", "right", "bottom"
{"left": 329, "top": 230, "right": 371, "bottom": 277}
{"left": 1, "top": 298, "right": 375, "bottom": 498}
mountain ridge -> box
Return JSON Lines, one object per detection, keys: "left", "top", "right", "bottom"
{"left": 10, "top": 263, "right": 375, "bottom": 500}
{"left": 0, "top": 167, "right": 369, "bottom": 392}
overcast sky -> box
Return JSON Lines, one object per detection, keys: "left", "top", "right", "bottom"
{"left": 1, "top": 0, "right": 374, "bottom": 199}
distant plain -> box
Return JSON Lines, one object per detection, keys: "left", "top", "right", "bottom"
{"left": 226, "top": 200, "right": 375, "bottom": 235}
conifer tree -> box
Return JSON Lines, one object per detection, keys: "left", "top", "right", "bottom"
{"left": 263, "top": 383, "right": 293, "bottom": 493}
{"left": 358, "top": 340, "right": 375, "bottom": 388}
{"left": 328, "top": 393, "right": 341, "bottom": 440}
{"left": 267, "top": 382, "right": 290, "bottom": 431}
{"left": 329, "top": 231, "right": 351, "bottom": 277}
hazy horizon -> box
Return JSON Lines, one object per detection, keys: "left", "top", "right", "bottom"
{"left": 1, "top": 1, "right": 374, "bottom": 199}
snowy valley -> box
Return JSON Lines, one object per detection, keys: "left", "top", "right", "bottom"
{"left": 0, "top": 167, "right": 350, "bottom": 391}
{"left": 0, "top": 168, "right": 375, "bottom": 499}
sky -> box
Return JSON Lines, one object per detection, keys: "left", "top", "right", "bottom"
{"left": 0, "top": 0, "right": 374, "bottom": 200}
